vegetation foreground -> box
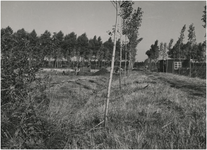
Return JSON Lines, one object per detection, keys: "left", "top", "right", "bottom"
{"left": 2, "top": 70, "right": 206, "bottom": 149}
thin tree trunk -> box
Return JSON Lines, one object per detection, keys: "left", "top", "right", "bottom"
{"left": 193, "top": 55, "right": 194, "bottom": 68}
{"left": 189, "top": 60, "right": 191, "bottom": 77}
{"left": 189, "top": 52, "right": 191, "bottom": 77}
{"left": 104, "top": 2, "right": 118, "bottom": 128}
{"left": 119, "top": 49, "right": 122, "bottom": 90}
{"left": 128, "top": 49, "right": 131, "bottom": 76}
{"left": 54, "top": 59, "right": 56, "bottom": 68}
{"left": 124, "top": 35, "right": 127, "bottom": 76}
{"left": 189, "top": 45, "right": 193, "bottom": 77}
{"left": 56, "top": 60, "right": 57, "bottom": 68}
{"left": 49, "top": 56, "right": 51, "bottom": 68}
{"left": 119, "top": 26, "right": 122, "bottom": 91}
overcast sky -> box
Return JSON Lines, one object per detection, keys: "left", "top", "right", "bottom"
{"left": 1, "top": 1, "right": 206, "bottom": 61}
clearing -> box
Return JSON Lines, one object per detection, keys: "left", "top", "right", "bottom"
{"left": 39, "top": 70, "right": 206, "bottom": 149}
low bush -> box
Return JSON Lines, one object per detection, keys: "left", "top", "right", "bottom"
{"left": 1, "top": 28, "right": 53, "bottom": 148}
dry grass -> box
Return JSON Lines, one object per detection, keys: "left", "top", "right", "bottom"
{"left": 40, "top": 70, "right": 206, "bottom": 149}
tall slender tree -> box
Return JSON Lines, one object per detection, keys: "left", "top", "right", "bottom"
{"left": 115, "top": 39, "right": 121, "bottom": 62}
{"left": 123, "top": 36, "right": 129, "bottom": 76}
{"left": 152, "top": 40, "right": 159, "bottom": 70}
{"left": 145, "top": 40, "right": 159, "bottom": 71}
{"left": 163, "top": 43, "right": 167, "bottom": 72}
{"left": 120, "top": 1, "right": 143, "bottom": 73}
{"left": 62, "top": 32, "right": 77, "bottom": 66}
{"left": 39, "top": 30, "right": 52, "bottom": 67}
{"left": 104, "top": 1, "right": 119, "bottom": 128}
{"left": 103, "top": 37, "right": 113, "bottom": 65}
{"left": 76, "top": 33, "right": 89, "bottom": 66}
{"left": 196, "top": 42, "right": 206, "bottom": 61}
{"left": 188, "top": 24, "right": 196, "bottom": 77}
{"left": 159, "top": 42, "right": 164, "bottom": 71}
{"left": 96, "top": 36, "right": 103, "bottom": 68}
{"left": 52, "top": 31, "right": 64, "bottom": 68}
{"left": 167, "top": 39, "right": 174, "bottom": 73}
{"left": 201, "top": 5, "right": 206, "bottom": 60}
{"left": 97, "top": 45, "right": 105, "bottom": 68}
{"left": 178, "top": 25, "right": 186, "bottom": 74}
{"left": 28, "top": 30, "right": 39, "bottom": 68}
{"left": 201, "top": 5, "right": 206, "bottom": 29}
{"left": 125, "top": 7, "right": 143, "bottom": 72}
{"left": 120, "top": 1, "right": 133, "bottom": 76}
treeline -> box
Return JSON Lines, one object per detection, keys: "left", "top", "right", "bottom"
{"left": 2, "top": 2, "right": 144, "bottom": 71}
{"left": 145, "top": 5, "right": 206, "bottom": 75}
{"left": 145, "top": 24, "right": 205, "bottom": 64}
{"left": 1, "top": 26, "right": 129, "bottom": 69}
{"left": 146, "top": 24, "right": 205, "bottom": 62}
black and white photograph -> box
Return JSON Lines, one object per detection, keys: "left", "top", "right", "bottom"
{"left": 1, "top": 0, "right": 206, "bottom": 149}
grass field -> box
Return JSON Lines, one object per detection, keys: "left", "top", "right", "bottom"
{"left": 38, "top": 70, "right": 206, "bottom": 149}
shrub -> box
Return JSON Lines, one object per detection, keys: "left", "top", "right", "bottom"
{"left": 1, "top": 27, "right": 50, "bottom": 148}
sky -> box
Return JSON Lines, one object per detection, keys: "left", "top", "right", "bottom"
{"left": 1, "top": 1, "right": 206, "bottom": 61}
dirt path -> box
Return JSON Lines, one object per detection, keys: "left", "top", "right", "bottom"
{"left": 142, "top": 71, "right": 206, "bottom": 98}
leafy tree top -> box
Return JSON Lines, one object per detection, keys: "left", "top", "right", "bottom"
{"left": 202, "top": 5, "right": 206, "bottom": 28}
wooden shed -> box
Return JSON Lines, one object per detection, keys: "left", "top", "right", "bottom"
{"left": 158, "top": 58, "right": 189, "bottom": 73}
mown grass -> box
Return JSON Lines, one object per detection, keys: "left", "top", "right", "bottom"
{"left": 41, "top": 71, "right": 206, "bottom": 149}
